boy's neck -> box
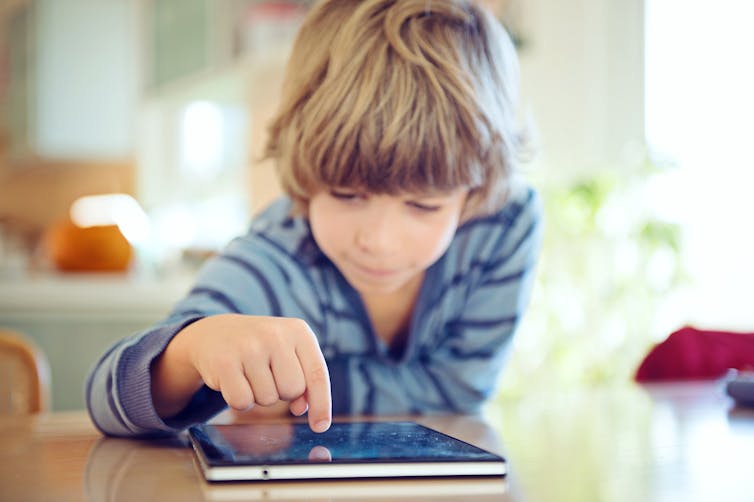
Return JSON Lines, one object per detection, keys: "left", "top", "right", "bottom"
{"left": 360, "top": 272, "right": 425, "bottom": 354}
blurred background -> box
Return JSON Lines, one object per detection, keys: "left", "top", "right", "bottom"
{"left": 0, "top": 0, "right": 752, "bottom": 411}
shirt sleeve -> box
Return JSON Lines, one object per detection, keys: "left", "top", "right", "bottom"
{"left": 328, "top": 188, "right": 544, "bottom": 415}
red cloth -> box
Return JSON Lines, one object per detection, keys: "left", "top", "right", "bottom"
{"left": 635, "top": 326, "right": 754, "bottom": 382}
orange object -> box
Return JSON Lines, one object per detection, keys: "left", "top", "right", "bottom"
{"left": 45, "top": 218, "right": 132, "bottom": 272}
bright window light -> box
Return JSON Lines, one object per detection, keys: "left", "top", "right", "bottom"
{"left": 645, "top": 0, "right": 754, "bottom": 328}
{"left": 69, "top": 194, "right": 151, "bottom": 245}
{"left": 180, "top": 101, "right": 225, "bottom": 179}
{"left": 151, "top": 205, "right": 198, "bottom": 251}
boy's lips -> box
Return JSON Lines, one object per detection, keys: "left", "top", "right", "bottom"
{"left": 350, "top": 261, "right": 400, "bottom": 279}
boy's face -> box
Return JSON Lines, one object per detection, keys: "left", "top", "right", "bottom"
{"left": 308, "top": 188, "right": 468, "bottom": 296}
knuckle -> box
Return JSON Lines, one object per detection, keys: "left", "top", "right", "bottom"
{"left": 254, "top": 391, "right": 279, "bottom": 407}
{"left": 214, "top": 353, "right": 242, "bottom": 374}
{"left": 287, "top": 318, "right": 312, "bottom": 336}
{"left": 223, "top": 389, "right": 251, "bottom": 410}
{"left": 278, "top": 380, "right": 306, "bottom": 401}
{"left": 307, "top": 364, "right": 329, "bottom": 385}
{"left": 239, "top": 338, "right": 266, "bottom": 359}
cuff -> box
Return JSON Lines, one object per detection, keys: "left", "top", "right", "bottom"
{"left": 117, "top": 316, "right": 204, "bottom": 434}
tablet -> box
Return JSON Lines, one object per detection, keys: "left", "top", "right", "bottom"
{"left": 188, "top": 421, "right": 506, "bottom": 482}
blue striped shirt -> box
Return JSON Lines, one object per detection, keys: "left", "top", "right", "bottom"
{"left": 86, "top": 184, "right": 543, "bottom": 437}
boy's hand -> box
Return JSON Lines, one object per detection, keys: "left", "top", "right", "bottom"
{"left": 163, "top": 314, "right": 332, "bottom": 433}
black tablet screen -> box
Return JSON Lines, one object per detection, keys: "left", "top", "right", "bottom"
{"left": 191, "top": 421, "right": 500, "bottom": 465}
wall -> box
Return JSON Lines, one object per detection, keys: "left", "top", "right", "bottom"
{"left": 518, "top": 0, "right": 645, "bottom": 178}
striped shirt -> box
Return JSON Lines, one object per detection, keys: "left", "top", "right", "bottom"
{"left": 86, "top": 184, "right": 543, "bottom": 437}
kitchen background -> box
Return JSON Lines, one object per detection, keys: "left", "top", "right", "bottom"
{"left": 0, "top": 0, "right": 752, "bottom": 411}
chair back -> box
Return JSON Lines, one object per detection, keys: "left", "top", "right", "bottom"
{"left": 0, "top": 329, "right": 51, "bottom": 414}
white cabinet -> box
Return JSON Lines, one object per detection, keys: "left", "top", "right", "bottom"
{"left": 0, "top": 273, "right": 193, "bottom": 410}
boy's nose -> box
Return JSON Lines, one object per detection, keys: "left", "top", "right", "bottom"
{"left": 355, "top": 210, "right": 397, "bottom": 255}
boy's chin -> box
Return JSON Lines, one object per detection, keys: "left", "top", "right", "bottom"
{"left": 344, "top": 275, "right": 406, "bottom": 296}
{"left": 351, "top": 281, "right": 403, "bottom": 296}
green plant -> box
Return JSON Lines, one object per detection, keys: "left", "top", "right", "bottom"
{"left": 496, "top": 156, "right": 684, "bottom": 398}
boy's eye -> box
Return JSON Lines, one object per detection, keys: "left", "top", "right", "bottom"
{"left": 329, "top": 190, "right": 362, "bottom": 201}
{"left": 406, "top": 201, "right": 441, "bottom": 212}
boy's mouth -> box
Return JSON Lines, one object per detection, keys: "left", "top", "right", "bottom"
{"left": 350, "top": 261, "right": 400, "bottom": 279}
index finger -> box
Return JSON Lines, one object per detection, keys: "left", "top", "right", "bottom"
{"left": 296, "top": 331, "right": 332, "bottom": 433}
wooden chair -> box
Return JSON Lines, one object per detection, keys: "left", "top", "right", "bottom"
{"left": 0, "top": 328, "right": 51, "bottom": 414}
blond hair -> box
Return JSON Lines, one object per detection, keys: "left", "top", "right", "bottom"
{"left": 265, "top": 0, "right": 522, "bottom": 218}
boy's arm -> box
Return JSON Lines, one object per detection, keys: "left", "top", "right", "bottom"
{"left": 87, "top": 312, "right": 333, "bottom": 437}
{"left": 87, "top": 227, "right": 331, "bottom": 437}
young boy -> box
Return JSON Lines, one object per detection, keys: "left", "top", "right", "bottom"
{"left": 86, "top": 0, "right": 542, "bottom": 437}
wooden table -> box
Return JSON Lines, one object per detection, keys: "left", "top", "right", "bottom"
{"left": 1, "top": 382, "right": 753, "bottom": 501}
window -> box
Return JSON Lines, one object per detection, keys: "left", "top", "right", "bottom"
{"left": 645, "top": 0, "right": 754, "bottom": 329}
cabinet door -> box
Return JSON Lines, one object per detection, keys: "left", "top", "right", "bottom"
{"left": 3, "top": 0, "right": 138, "bottom": 161}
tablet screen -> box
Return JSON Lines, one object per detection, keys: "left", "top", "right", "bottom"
{"left": 192, "top": 421, "right": 500, "bottom": 464}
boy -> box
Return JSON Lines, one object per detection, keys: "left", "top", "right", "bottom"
{"left": 86, "top": 0, "right": 542, "bottom": 437}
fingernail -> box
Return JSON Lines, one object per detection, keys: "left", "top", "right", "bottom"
{"left": 314, "top": 420, "right": 331, "bottom": 433}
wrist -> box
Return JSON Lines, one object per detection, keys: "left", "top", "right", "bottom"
{"left": 151, "top": 323, "right": 204, "bottom": 417}
{"left": 165, "top": 322, "right": 203, "bottom": 381}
